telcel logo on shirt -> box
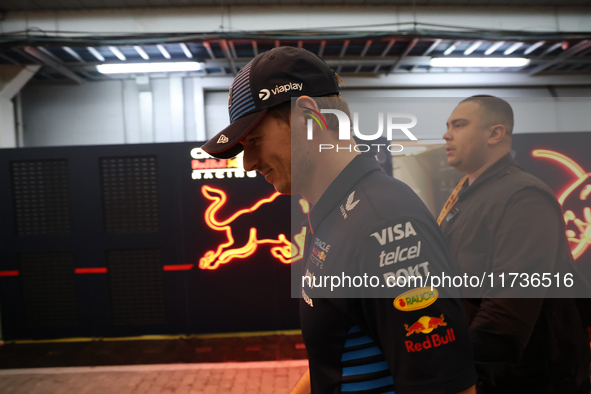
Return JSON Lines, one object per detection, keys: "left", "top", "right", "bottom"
{"left": 371, "top": 221, "right": 417, "bottom": 245}
{"left": 394, "top": 287, "right": 438, "bottom": 311}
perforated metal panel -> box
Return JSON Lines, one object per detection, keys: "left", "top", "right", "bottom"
{"left": 19, "top": 252, "right": 79, "bottom": 327}
{"left": 10, "top": 160, "right": 71, "bottom": 236}
{"left": 107, "top": 249, "right": 166, "bottom": 325}
{"left": 100, "top": 156, "right": 161, "bottom": 233}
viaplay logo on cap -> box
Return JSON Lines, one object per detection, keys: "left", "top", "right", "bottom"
{"left": 259, "top": 82, "right": 304, "bottom": 101}
{"left": 259, "top": 89, "right": 270, "bottom": 100}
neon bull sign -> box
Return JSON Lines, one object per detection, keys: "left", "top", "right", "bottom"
{"left": 533, "top": 150, "right": 591, "bottom": 260}
{"left": 198, "top": 185, "right": 308, "bottom": 270}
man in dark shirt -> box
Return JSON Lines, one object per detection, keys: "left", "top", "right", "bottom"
{"left": 202, "top": 46, "right": 477, "bottom": 394}
{"left": 439, "top": 95, "right": 590, "bottom": 393}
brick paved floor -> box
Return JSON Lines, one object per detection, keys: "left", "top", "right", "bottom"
{"left": 0, "top": 334, "right": 308, "bottom": 369}
{"left": 0, "top": 360, "right": 308, "bottom": 394}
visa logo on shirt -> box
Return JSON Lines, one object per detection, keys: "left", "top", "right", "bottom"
{"left": 370, "top": 221, "right": 417, "bottom": 245}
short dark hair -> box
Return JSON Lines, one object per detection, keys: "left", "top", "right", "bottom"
{"left": 460, "top": 95, "right": 514, "bottom": 136}
{"left": 267, "top": 94, "right": 352, "bottom": 131}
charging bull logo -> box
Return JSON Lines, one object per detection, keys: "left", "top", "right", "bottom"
{"left": 198, "top": 185, "right": 308, "bottom": 270}
{"left": 404, "top": 314, "right": 447, "bottom": 336}
{"left": 532, "top": 150, "right": 591, "bottom": 260}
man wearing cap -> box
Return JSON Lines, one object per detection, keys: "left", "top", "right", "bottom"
{"left": 202, "top": 46, "right": 477, "bottom": 394}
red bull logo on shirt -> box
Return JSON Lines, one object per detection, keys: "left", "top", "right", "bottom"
{"left": 312, "top": 248, "right": 327, "bottom": 261}
{"left": 404, "top": 314, "right": 447, "bottom": 336}
{"left": 310, "top": 237, "right": 330, "bottom": 268}
{"left": 403, "top": 314, "right": 455, "bottom": 353}
{"left": 405, "top": 328, "right": 456, "bottom": 353}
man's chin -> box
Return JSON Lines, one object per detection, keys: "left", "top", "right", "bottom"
{"left": 273, "top": 182, "right": 292, "bottom": 195}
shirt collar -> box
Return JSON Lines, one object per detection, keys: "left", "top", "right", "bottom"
{"left": 460, "top": 152, "right": 521, "bottom": 199}
{"left": 307, "top": 154, "right": 381, "bottom": 234}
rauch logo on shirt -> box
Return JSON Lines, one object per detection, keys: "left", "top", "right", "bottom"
{"left": 394, "top": 287, "right": 438, "bottom": 311}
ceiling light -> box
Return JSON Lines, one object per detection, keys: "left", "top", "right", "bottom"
{"left": 443, "top": 42, "right": 458, "bottom": 56}
{"left": 179, "top": 43, "right": 193, "bottom": 59}
{"left": 63, "top": 46, "right": 85, "bottom": 63}
{"left": 463, "top": 41, "right": 482, "bottom": 55}
{"left": 157, "top": 44, "right": 171, "bottom": 59}
{"left": 484, "top": 41, "right": 504, "bottom": 55}
{"left": 524, "top": 41, "right": 545, "bottom": 55}
{"left": 503, "top": 42, "right": 523, "bottom": 55}
{"left": 87, "top": 47, "right": 105, "bottom": 61}
{"left": 430, "top": 57, "right": 530, "bottom": 68}
{"left": 108, "top": 46, "right": 126, "bottom": 61}
{"left": 96, "top": 62, "right": 203, "bottom": 74}
{"left": 133, "top": 46, "right": 150, "bottom": 60}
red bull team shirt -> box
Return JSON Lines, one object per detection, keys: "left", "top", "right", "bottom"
{"left": 299, "top": 153, "right": 477, "bottom": 394}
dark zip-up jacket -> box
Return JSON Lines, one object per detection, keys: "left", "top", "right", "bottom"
{"left": 440, "top": 153, "right": 590, "bottom": 393}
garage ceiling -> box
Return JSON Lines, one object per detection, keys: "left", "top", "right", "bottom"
{"left": 1, "top": 1, "right": 589, "bottom": 84}
{"left": 0, "top": 0, "right": 590, "bottom": 10}
{"left": 1, "top": 34, "right": 589, "bottom": 83}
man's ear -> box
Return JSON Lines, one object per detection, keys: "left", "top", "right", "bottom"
{"left": 295, "top": 96, "right": 319, "bottom": 113}
{"left": 293, "top": 96, "right": 321, "bottom": 133}
{"left": 488, "top": 124, "right": 506, "bottom": 146}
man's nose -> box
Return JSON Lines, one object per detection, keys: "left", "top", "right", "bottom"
{"left": 242, "top": 147, "right": 257, "bottom": 172}
{"left": 442, "top": 128, "right": 451, "bottom": 141}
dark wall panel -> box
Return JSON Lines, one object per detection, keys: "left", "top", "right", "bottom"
{"left": 107, "top": 248, "right": 166, "bottom": 326}
{"left": 100, "top": 156, "right": 160, "bottom": 233}
{"left": 19, "top": 251, "right": 78, "bottom": 327}
{"left": 10, "top": 159, "right": 71, "bottom": 236}
{"left": 0, "top": 142, "right": 300, "bottom": 340}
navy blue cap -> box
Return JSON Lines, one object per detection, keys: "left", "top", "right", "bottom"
{"left": 201, "top": 46, "right": 340, "bottom": 159}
